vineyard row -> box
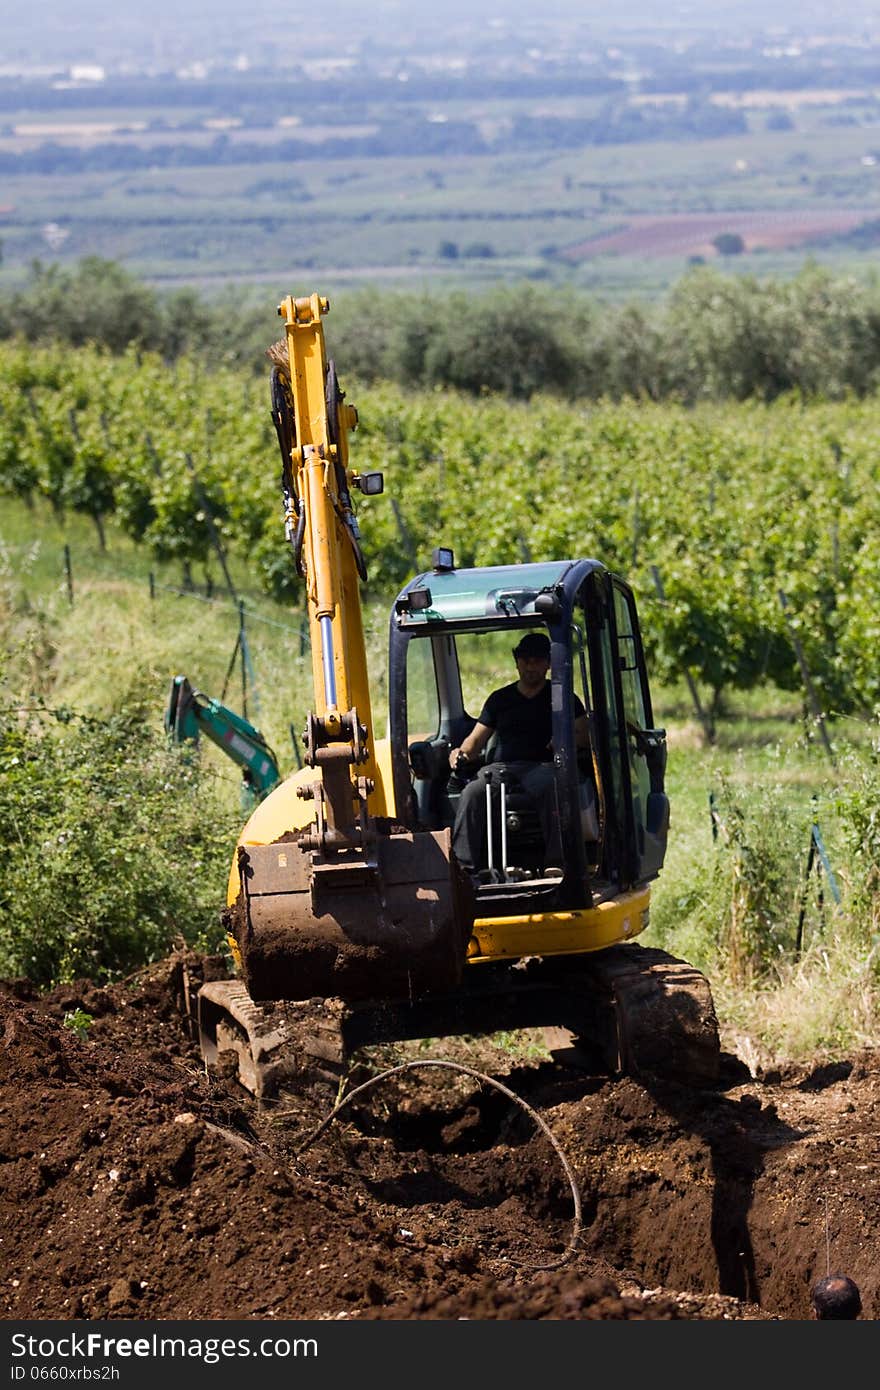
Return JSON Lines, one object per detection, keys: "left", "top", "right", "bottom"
{"left": 1, "top": 340, "right": 878, "bottom": 718}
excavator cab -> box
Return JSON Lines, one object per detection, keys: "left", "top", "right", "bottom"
{"left": 389, "top": 555, "right": 669, "bottom": 922}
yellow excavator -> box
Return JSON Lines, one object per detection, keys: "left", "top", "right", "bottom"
{"left": 197, "top": 293, "right": 719, "bottom": 1099}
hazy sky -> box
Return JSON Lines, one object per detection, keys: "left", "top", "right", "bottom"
{"left": 5, "top": 0, "right": 878, "bottom": 61}
{"left": 3, "top": 2, "right": 880, "bottom": 71}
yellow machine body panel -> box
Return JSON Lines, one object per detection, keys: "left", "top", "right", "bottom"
{"left": 225, "top": 732, "right": 398, "bottom": 907}
{"left": 467, "top": 887, "right": 651, "bottom": 962}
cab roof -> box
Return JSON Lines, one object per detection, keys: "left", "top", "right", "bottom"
{"left": 395, "top": 559, "right": 586, "bottom": 626}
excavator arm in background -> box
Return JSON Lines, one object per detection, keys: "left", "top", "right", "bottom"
{"left": 164, "top": 674, "right": 280, "bottom": 810}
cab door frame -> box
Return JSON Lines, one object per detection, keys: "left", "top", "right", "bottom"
{"left": 580, "top": 570, "right": 668, "bottom": 888}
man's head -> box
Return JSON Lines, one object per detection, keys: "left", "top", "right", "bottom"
{"left": 513, "top": 632, "right": 551, "bottom": 691}
{"left": 513, "top": 632, "right": 551, "bottom": 664}
{"left": 811, "top": 1274, "right": 862, "bottom": 1320}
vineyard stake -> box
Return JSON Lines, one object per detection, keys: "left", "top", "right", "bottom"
{"left": 631, "top": 485, "right": 640, "bottom": 569}
{"left": 390, "top": 497, "right": 418, "bottom": 568}
{"left": 238, "top": 601, "right": 248, "bottom": 721}
{"left": 796, "top": 803, "right": 842, "bottom": 956}
{"left": 220, "top": 625, "right": 242, "bottom": 708}
{"left": 777, "top": 590, "right": 836, "bottom": 769}
{"left": 650, "top": 565, "right": 715, "bottom": 743}
{"left": 64, "top": 544, "right": 73, "bottom": 605}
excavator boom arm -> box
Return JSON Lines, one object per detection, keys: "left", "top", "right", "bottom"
{"left": 219, "top": 293, "right": 475, "bottom": 1008}
{"left": 276, "top": 294, "right": 383, "bottom": 810}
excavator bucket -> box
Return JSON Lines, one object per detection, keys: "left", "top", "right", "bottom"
{"left": 224, "top": 828, "right": 476, "bottom": 1004}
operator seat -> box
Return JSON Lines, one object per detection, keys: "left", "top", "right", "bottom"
{"left": 456, "top": 736, "right": 600, "bottom": 876}
{"left": 408, "top": 733, "right": 598, "bottom": 876}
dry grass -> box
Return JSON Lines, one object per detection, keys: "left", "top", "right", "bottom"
{"left": 715, "top": 925, "right": 880, "bottom": 1069}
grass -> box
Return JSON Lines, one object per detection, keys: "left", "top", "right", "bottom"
{"left": 0, "top": 495, "right": 387, "bottom": 801}
{"left": 648, "top": 680, "right": 878, "bottom": 1065}
{"left": 1, "top": 493, "right": 877, "bottom": 1062}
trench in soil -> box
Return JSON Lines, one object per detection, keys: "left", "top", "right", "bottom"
{"left": 3, "top": 960, "right": 875, "bottom": 1322}
{"left": 257, "top": 1034, "right": 873, "bottom": 1320}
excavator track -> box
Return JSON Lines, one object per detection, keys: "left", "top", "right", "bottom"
{"left": 198, "top": 980, "right": 348, "bottom": 1099}
{"left": 197, "top": 944, "right": 719, "bottom": 1100}
{"left": 580, "top": 945, "right": 720, "bottom": 1084}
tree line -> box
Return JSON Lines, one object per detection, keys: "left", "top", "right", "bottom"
{"left": 4, "top": 257, "right": 880, "bottom": 405}
{"left": 0, "top": 99, "right": 746, "bottom": 177}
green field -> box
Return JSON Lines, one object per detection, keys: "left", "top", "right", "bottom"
{"left": 3, "top": 88, "right": 880, "bottom": 298}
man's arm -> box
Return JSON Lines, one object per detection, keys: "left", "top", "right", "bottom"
{"left": 449, "top": 721, "right": 493, "bottom": 768}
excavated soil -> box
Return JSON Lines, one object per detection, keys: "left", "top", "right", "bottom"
{"left": 1, "top": 951, "right": 877, "bottom": 1322}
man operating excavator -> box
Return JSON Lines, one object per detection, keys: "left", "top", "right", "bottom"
{"left": 198, "top": 291, "right": 721, "bottom": 1097}
{"left": 448, "top": 631, "right": 589, "bottom": 878}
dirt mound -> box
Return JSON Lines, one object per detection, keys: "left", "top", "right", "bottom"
{"left": 1, "top": 953, "right": 876, "bottom": 1321}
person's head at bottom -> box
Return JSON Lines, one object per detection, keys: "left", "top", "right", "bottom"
{"left": 811, "top": 1274, "right": 862, "bottom": 1320}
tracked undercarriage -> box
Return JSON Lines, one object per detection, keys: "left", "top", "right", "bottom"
{"left": 197, "top": 944, "right": 720, "bottom": 1101}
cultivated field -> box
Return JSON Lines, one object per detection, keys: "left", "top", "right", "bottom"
{"left": 562, "top": 208, "right": 879, "bottom": 260}
{"left": 3, "top": 88, "right": 880, "bottom": 296}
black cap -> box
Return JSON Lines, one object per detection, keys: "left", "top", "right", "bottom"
{"left": 513, "top": 632, "right": 551, "bottom": 660}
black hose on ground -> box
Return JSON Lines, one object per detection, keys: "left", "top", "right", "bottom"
{"left": 294, "top": 1057, "right": 583, "bottom": 1272}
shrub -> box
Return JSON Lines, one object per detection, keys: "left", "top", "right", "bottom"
{"left": 0, "top": 708, "right": 239, "bottom": 985}
{"left": 713, "top": 232, "right": 746, "bottom": 256}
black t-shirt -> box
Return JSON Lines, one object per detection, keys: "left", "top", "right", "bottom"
{"left": 479, "top": 681, "right": 585, "bottom": 764}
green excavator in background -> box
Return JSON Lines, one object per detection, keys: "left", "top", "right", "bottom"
{"left": 164, "top": 675, "right": 281, "bottom": 812}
